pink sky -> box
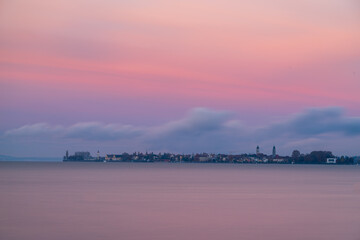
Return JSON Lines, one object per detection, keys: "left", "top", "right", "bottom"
{"left": 0, "top": 0, "right": 360, "bottom": 156}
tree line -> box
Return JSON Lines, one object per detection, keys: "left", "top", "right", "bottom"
{"left": 291, "top": 150, "right": 354, "bottom": 164}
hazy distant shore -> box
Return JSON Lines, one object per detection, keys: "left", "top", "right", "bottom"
{"left": 0, "top": 155, "right": 61, "bottom": 162}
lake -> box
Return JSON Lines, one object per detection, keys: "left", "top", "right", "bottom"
{"left": 1, "top": 162, "right": 359, "bottom": 240}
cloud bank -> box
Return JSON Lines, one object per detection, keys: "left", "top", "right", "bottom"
{"left": 261, "top": 107, "right": 360, "bottom": 137}
{"left": 2, "top": 107, "right": 360, "bottom": 156}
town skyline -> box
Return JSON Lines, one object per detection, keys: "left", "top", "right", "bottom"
{"left": 63, "top": 148, "right": 357, "bottom": 165}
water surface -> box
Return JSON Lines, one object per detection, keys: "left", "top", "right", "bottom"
{"left": 1, "top": 162, "right": 359, "bottom": 240}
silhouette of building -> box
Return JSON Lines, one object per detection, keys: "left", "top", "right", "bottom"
{"left": 64, "top": 151, "right": 96, "bottom": 161}
{"left": 75, "top": 152, "right": 91, "bottom": 159}
{"left": 256, "top": 146, "right": 260, "bottom": 155}
{"left": 272, "top": 146, "right": 276, "bottom": 158}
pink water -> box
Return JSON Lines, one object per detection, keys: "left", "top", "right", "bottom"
{"left": 1, "top": 162, "right": 360, "bottom": 240}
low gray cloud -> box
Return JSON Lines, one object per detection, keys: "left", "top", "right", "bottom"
{"left": 2, "top": 107, "right": 360, "bottom": 156}
{"left": 259, "top": 107, "right": 360, "bottom": 137}
{"left": 4, "top": 123, "right": 64, "bottom": 137}
{"left": 150, "top": 108, "right": 236, "bottom": 138}
{"left": 146, "top": 108, "right": 243, "bottom": 152}
{"left": 65, "top": 122, "right": 144, "bottom": 140}
{"left": 4, "top": 122, "right": 143, "bottom": 141}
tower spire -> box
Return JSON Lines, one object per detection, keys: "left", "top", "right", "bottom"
{"left": 272, "top": 146, "right": 276, "bottom": 158}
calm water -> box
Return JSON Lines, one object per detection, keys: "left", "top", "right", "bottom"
{"left": 1, "top": 162, "right": 360, "bottom": 240}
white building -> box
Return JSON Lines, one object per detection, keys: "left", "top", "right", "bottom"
{"left": 326, "top": 158, "right": 337, "bottom": 164}
{"left": 273, "top": 158, "right": 284, "bottom": 163}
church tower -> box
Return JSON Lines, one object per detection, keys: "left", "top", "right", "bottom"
{"left": 256, "top": 146, "right": 260, "bottom": 155}
{"left": 272, "top": 146, "right": 276, "bottom": 158}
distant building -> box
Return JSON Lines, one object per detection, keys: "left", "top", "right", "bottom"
{"left": 326, "top": 158, "right": 337, "bottom": 164}
{"left": 256, "top": 146, "right": 260, "bottom": 155}
{"left": 199, "top": 157, "right": 210, "bottom": 162}
{"left": 272, "top": 146, "right": 276, "bottom": 158}
{"left": 75, "top": 152, "right": 91, "bottom": 159}
{"left": 105, "top": 154, "right": 122, "bottom": 161}
{"left": 273, "top": 158, "right": 285, "bottom": 163}
{"left": 64, "top": 151, "right": 97, "bottom": 161}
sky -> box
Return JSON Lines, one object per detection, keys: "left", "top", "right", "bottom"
{"left": 0, "top": 0, "right": 360, "bottom": 157}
